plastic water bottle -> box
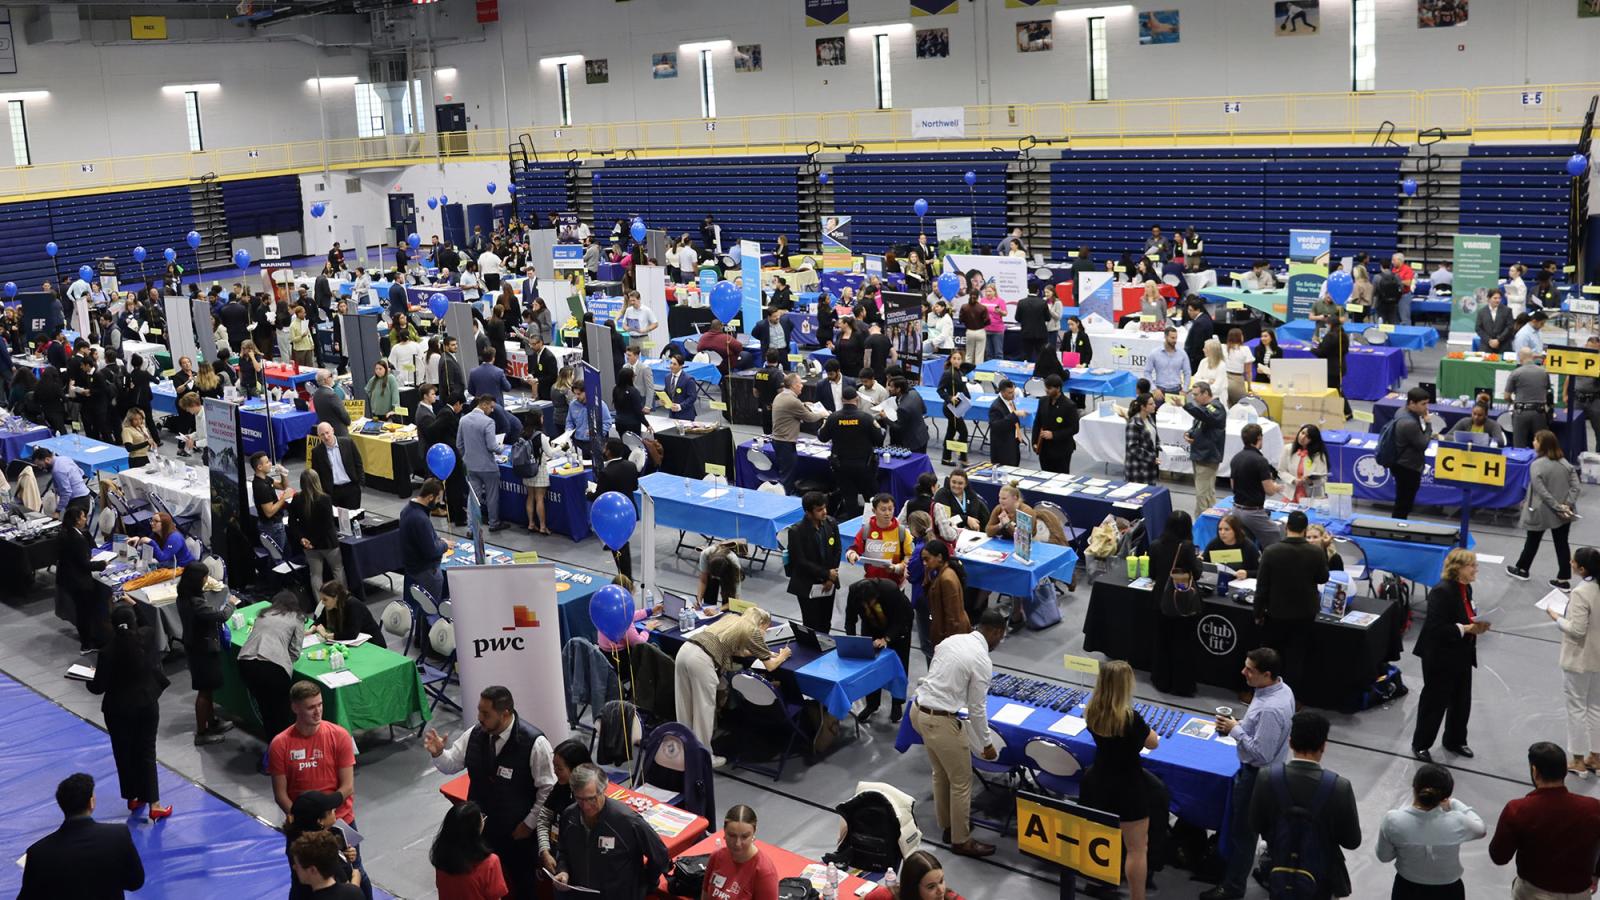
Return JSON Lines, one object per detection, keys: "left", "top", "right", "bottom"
{"left": 736, "top": 487, "right": 745, "bottom": 509}
{"left": 352, "top": 517, "right": 363, "bottom": 538}
{"left": 820, "top": 869, "right": 837, "bottom": 900}
{"left": 329, "top": 648, "right": 345, "bottom": 670}
{"left": 881, "top": 868, "right": 899, "bottom": 895}
{"left": 678, "top": 605, "right": 695, "bottom": 633}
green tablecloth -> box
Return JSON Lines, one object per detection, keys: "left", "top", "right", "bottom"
{"left": 1198, "top": 287, "right": 1290, "bottom": 321}
{"left": 1437, "top": 356, "right": 1517, "bottom": 400}
{"left": 154, "top": 350, "right": 239, "bottom": 375}
{"left": 217, "top": 601, "right": 430, "bottom": 734}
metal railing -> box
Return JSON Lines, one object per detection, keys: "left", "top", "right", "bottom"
{"left": 0, "top": 82, "right": 1593, "bottom": 202}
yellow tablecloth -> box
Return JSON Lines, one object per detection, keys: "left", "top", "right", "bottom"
{"left": 1249, "top": 385, "right": 1341, "bottom": 423}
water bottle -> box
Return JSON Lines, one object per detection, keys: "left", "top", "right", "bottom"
{"left": 329, "top": 648, "right": 345, "bottom": 670}
{"left": 881, "top": 868, "right": 899, "bottom": 895}
{"left": 736, "top": 488, "right": 745, "bottom": 509}
{"left": 678, "top": 605, "right": 695, "bottom": 633}
{"left": 820, "top": 869, "right": 837, "bottom": 900}
{"left": 352, "top": 517, "right": 363, "bottom": 538}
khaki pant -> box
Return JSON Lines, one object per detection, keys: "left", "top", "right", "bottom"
{"left": 1193, "top": 462, "right": 1218, "bottom": 513}
{"left": 965, "top": 330, "right": 987, "bottom": 365}
{"left": 911, "top": 705, "right": 974, "bottom": 844}
{"left": 1513, "top": 877, "right": 1591, "bottom": 900}
{"left": 674, "top": 641, "right": 720, "bottom": 749}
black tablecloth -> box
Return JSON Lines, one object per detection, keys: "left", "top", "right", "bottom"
{"left": 668, "top": 305, "right": 716, "bottom": 342}
{"left": 727, "top": 373, "right": 767, "bottom": 428}
{"left": 340, "top": 522, "right": 403, "bottom": 601}
{"left": 1081, "top": 571, "right": 1396, "bottom": 711}
{"left": 655, "top": 425, "right": 734, "bottom": 480}
{"left": 0, "top": 534, "right": 57, "bottom": 597}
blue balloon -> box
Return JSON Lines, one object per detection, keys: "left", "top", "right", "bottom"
{"left": 407, "top": 232, "right": 421, "bottom": 249}
{"left": 630, "top": 220, "right": 647, "bottom": 244}
{"left": 590, "top": 491, "right": 638, "bottom": 553}
{"left": 937, "top": 272, "right": 961, "bottom": 301}
{"left": 163, "top": 247, "right": 178, "bottom": 264}
{"left": 913, "top": 198, "right": 929, "bottom": 217}
{"left": 505, "top": 183, "right": 516, "bottom": 196}
{"left": 1326, "top": 270, "right": 1353, "bottom": 304}
{"left": 78, "top": 265, "right": 93, "bottom": 283}
{"left": 425, "top": 442, "right": 456, "bottom": 479}
{"left": 132, "top": 246, "right": 148, "bottom": 264}
{"left": 3, "top": 282, "right": 15, "bottom": 299}
{"left": 233, "top": 248, "right": 251, "bottom": 269}
{"left": 710, "top": 280, "right": 741, "bottom": 322}
{"left": 1568, "top": 153, "right": 1589, "bottom": 177}
{"left": 428, "top": 293, "right": 450, "bottom": 319}
{"left": 310, "top": 202, "right": 326, "bottom": 218}
{"left": 486, "top": 181, "right": 497, "bottom": 195}
{"left": 588, "top": 583, "right": 637, "bottom": 642}
{"left": 819, "top": 172, "right": 830, "bottom": 185}
{"left": 439, "top": 194, "right": 449, "bottom": 206}
{"left": 1401, "top": 178, "right": 1417, "bottom": 196}
{"left": 186, "top": 230, "right": 201, "bottom": 249}
{"left": 44, "top": 241, "right": 57, "bottom": 257}
{"left": 964, "top": 170, "right": 977, "bottom": 187}
{"left": 427, "top": 197, "right": 439, "bottom": 210}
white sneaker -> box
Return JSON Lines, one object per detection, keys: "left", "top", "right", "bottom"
{"left": 711, "top": 755, "right": 729, "bottom": 769}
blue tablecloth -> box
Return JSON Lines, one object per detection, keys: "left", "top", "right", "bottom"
{"left": 970, "top": 360, "right": 1137, "bottom": 399}
{"left": 920, "top": 355, "right": 947, "bottom": 388}
{"left": 1324, "top": 429, "right": 1531, "bottom": 509}
{"left": 839, "top": 515, "right": 1078, "bottom": 596}
{"left": 0, "top": 425, "right": 52, "bottom": 462}
{"left": 782, "top": 312, "right": 821, "bottom": 349}
{"left": 238, "top": 401, "right": 318, "bottom": 461}
{"left": 912, "top": 386, "right": 1038, "bottom": 428}
{"left": 25, "top": 434, "right": 128, "bottom": 475}
{"left": 791, "top": 650, "right": 909, "bottom": 721}
{"left": 1194, "top": 496, "right": 1470, "bottom": 586}
{"left": 495, "top": 454, "right": 593, "bottom": 542}
{"left": 555, "top": 565, "right": 609, "bottom": 645}
{"left": 1251, "top": 338, "right": 1407, "bottom": 402}
{"left": 817, "top": 271, "right": 907, "bottom": 295}
{"left": 405, "top": 285, "right": 463, "bottom": 307}
{"left": 894, "top": 694, "right": 1238, "bottom": 835}
{"left": 733, "top": 439, "right": 935, "bottom": 510}
{"left": 1369, "top": 393, "right": 1588, "bottom": 456}
{"left": 1275, "top": 319, "right": 1439, "bottom": 351}
{"left": 648, "top": 358, "right": 722, "bottom": 387}
{"left": 966, "top": 463, "right": 1174, "bottom": 544}
{"left": 639, "top": 471, "right": 802, "bottom": 550}
{"left": 336, "top": 280, "right": 393, "bottom": 299}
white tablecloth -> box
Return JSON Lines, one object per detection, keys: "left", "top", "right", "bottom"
{"left": 121, "top": 340, "right": 166, "bottom": 368}
{"left": 1085, "top": 324, "right": 1188, "bottom": 376}
{"left": 1076, "top": 407, "right": 1282, "bottom": 478}
{"left": 119, "top": 464, "right": 212, "bottom": 538}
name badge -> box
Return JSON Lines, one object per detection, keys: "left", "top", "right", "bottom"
{"left": 497, "top": 766, "right": 514, "bottom": 779}
{"left": 598, "top": 836, "right": 616, "bottom": 851}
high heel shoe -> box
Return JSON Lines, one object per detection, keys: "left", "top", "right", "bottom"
{"left": 148, "top": 804, "right": 173, "bottom": 820}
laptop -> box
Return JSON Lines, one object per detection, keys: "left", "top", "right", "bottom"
{"left": 644, "top": 591, "right": 692, "bottom": 631}
{"left": 833, "top": 635, "right": 878, "bottom": 660}
{"left": 791, "top": 623, "right": 836, "bottom": 653}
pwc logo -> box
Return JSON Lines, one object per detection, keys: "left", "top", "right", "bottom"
{"left": 471, "top": 605, "right": 540, "bottom": 658}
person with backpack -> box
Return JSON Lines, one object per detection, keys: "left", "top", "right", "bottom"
{"left": 1376, "top": 763, "right": 1485, "bottom": 899}
{"left": 1386, "top": 387, "right": 1433, "bottom": 520}
{"left": 1247, "top": 711, "right": 1361, "bottom": 900}
{"left": 1203, "top": 647, "right": 1296, "bottom": 900}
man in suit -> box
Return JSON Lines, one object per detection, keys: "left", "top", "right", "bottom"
{"left": 1312, "top": 307, "right": 1352, "bottom": 414}
{"left": 1182, "top": 297, "right": 1214, "bottom": 373}
{"left": 426, "top": 394, "right": 467, "bottom": 525}
{"left": 1014, "top": 290, "right": 1049, "bottom": 364}
{"left": 1253, "top": 510, "right": 1328, "bottom": 692}
{"left": 1248, "top": 711, "right": 1361, "bottom": 900}
{"left": 1031, "top": 374, "right": 1080, "bottom": 473}
{"left": 457, "top": 394, "right": 506, "bottom": 533}
{"left": 987, "top": 379, "right": 1024, "bottom": 467}
{"left": 751, "top": 307, "right": 794, "bottom": 365}
{"left": 526, "top": 335, "right": 560, "bottom": 401}
{"left": 1411, "top": 551, "right": 1488, "bottom": 762}
{"left": 816, "top": 359, "right": 855, "bottom": 414}
{"left": 386, "top": 274, "right": 407, "bottom": 311}
{"left": 862, "top": 324, "right": 894, "bottom": 383}
{"left": 55, "top": 504, "right": 108, "bottom": 652}
{"left": 18, "top": 773, "right": 144, "bottom": 899}
{"left": 625, "top": 344, "right": 656, "bottom": 413}
{"left": 311, "top": 370, "right": 350, "bottom": 436}
{"left": 468, "top": 347, "right": 513, "bottom": 408}
{"left": 219, "top": 294, "right": 251, "bottom": 352}
{"left": 788, "top": 491, "right": 841, "bottom": 631}
{"left": 1474, "top": 288, "right": 1515, "bottom": 353}
{"left": 880, "top": 376, "right": 929, "bottom": 454}
{"left": 413, "top": 383, "right": 439, "bottom": 432}
{"left": 435, "top": 335, "right": 468, "bottom": 402}
{"left": 311, "top": 422, "right": 364, "bottom": 510}
{"left": 663, "top": 353, "right": 698, "bottom": 421}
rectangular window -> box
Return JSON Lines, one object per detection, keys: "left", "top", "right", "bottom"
{"left": 1087, "top": 16, "right": 1109, "bottom": 101}
{"left": 557, "top": 62, "right": 574, "bottom": 126}
{"left": 183, "top": 90, "right": 204, "bottom": 152}
{"left": 1351, "top": 0, "right": 1376, "bottom": 92}
{"left": 354, "top": 83, "right": 384, "bottom": 138}
{"left": 7, "top": 100, "right": 29, "bottom": 166}
{"left": 873, "top": 34, "right": 893, "bottom": 110}
{"left": 698, "top": 49, "right": 717, "bottom": 119}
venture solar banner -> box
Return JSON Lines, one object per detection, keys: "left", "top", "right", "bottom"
{"left": 806, "top": 0, "right": 849, "bottom": 26}
{"left": 911, "top": 0, "right": 957, "bottom": 15}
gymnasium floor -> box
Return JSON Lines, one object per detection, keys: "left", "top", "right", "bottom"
{"left": 1, "top": 332, "right": 1596, "bottom": 899}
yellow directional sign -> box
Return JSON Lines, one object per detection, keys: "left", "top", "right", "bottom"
{"left": 1546, "top": 345, "right": 1600, "bottom": 379}
{"left": 1435, "top": 445, "right": 1506, "bottom": 487}
{"left": 1017, "top": 792, "right": 1124, "bottom": 886}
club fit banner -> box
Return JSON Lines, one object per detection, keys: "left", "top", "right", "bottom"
{"left": 911, "top": 0, "right": 957, "bottom": 14}
{"left": 448, "top": 563, "right": 569, "bottom": 744}
{"left": 806, "top": 0, "right": 848, "bottom": 26}
{"left": 1451, "top": 234, "right": 1501, "bottom": 335}
{"left": 740, "top": 239, "right": 763, "bottom": 335}
{"left": 1078, "top": 271, "right": 1117, "bottom": 323}
{"left": 1286, "top": 229, "right": 1331, "bottom": 321}
{"left": 944, "top": 252, "right": 1029, "bottom": 302}
{"left": 911, "top": 107, "right": 966, "bottom": 139}
{"left": 822, "top": 215, "right": 853, "bottom": 270}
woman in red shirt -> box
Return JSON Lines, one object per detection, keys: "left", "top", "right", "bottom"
{"left": 431, "top": 801, "right": 510, "bottom": 900}
{"left": 702, "top": 805, "right": 778, "bottom": 900}
{"left": 865, "top": 851, "right": 967, "bottom": 900}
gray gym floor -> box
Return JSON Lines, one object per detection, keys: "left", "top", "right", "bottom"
{"left": 2, "top": 333, "right": 1596, "bottom": 899}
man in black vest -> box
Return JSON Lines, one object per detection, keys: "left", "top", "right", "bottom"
{"left": 425, "top": 685, "right": 555, "bottom": 899}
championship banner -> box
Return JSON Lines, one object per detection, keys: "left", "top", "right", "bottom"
{"left": 944, "top": 252, "right": 1029, "bottom": 302}
{"left": 204, "top": 398, "right": 244, "bottom": 554}
{"left": 447, "top": 563, "right": 569, "bottom": 744}
{"left": 1078, "top": 271, "right": 1116, "bottom": 323}
{"left": 822, "top": 215, "right": 853, "bottom": 270}
{"left": 1451, "top": 234, "right": 1501, "bottom": 335}
{"left": 911, "top": 0, "right": 956, "bottom": 13}
{"left": 911, "top": 106, "right": 965, "bottom": 139}
{"left": 806, "top": 0, "right": 848, "bottom": 26}
{"left": 935, "top": 217, "right": 971, "bottom": 257}
{"left": 1286, "top": 229, "right": 1331, "bottom": 321}
{"left": 740, "top": 239, "right": 763, "bottom": 335}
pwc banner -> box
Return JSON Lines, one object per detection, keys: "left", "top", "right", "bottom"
{"left": 450, "top": 563, "right": 569, "bottom": 743}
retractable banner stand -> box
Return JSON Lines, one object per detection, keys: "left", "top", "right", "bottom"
{"left": 163, "top": 293, "right": 198, "bottom": 368}
{"left": 636, "top": 265, "right": 669, "bottom": 355}
{"left": 579, "top": 358, "right": 606, "bottom": 462}
{"left": 443, "top": 302, "right": 477, "bottom": 387}
{"left": 448, "top": 563, "right": 569, "bottom": 744}
{"left": 944, "top": 252, "right": 1029, "bottom": 302}
{"left": 193, "top": 299, "right": 219, "bottom": 364}
{"left": 1451, "top": 234, "right": 1501, "bottom": 335}
{"left": 1078, "top": 272, "right": 1116, "bottom": 324}
{"left": 341, "top": 313, "right": 381, "bottom": 402}
{"left": 822, "top": 216, "right": 853, "bottom": 270}
{"left": 204, "top": 397, "right": 253, "bottom": 575}
{"left": 1286, "top": 229, "right": 1331, "bottom": 321}
{"left": 740, "top": 239, "right": 763, "bottom": 335}
{"left": 883, "top": 290, "right": 925, "bottom": 379}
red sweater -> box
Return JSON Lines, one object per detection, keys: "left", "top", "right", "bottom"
{"left": 1488, "top": 786, "right": 1600, "bottom": 893}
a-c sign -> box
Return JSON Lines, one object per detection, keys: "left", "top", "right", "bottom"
{"left": 1017, "top": 791, "right": 1123, "bottom": 886}
{"left": 911, "top": 106, "right": 966, "bottom": 139}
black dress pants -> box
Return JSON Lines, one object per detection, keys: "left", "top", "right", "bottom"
{"left": 239, "top": 658, "right": 295, "bottom": 738}
{"left": 1412, "top": 657, "right": 1472, "bottom": 752}
{"left": 72, "top": 586, "right": 108, "bottom": 651}
{"left": 1151, "top": 614, "right": 1197, "bottom": 697}
{"left": 797, "top": 590, "right": 835, "bottom": 633}
{"left": 942, "top": 413, "right": 969, "bottom": 465}
{"left": 105, "top": 702, "right": 161, "bottom": 803}
{"left": 1392, "top": 466, "right": 1423, "bottom": 520}
{"left": 1263, "top": 617, "right": 1314, "bottom": 693}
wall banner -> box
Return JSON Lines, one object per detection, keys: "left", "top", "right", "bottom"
{"left": 911, "top": 106, "right": 966, "bottom": 139}
{"left": 806, "top": 0, "right": 849, "bottom": 26}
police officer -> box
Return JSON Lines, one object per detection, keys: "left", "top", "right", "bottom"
{"left": 755, "top": 348, "right": 785, "bottom": 434}
{"left": 1504, "top": 346, "right": 1552, "bottom": 449}
{"left": 425, "top": 686, "right": 555, "bottom": 900}
{"left": 1574, "top": 335, "right": 1600, "bottom": 453}
{"left": 819, "top": 385, "right": 883, "bottom": 519}
{"left": 1032, "top": 374, "right": 1081, "bottom": 474}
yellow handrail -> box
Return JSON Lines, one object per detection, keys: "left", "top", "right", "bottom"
{"left": 0, "top": 81, "right": 1592, "bottom": 203}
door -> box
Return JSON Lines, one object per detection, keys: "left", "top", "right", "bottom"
{"left": 387, "top": 193, "right": 416, "bottom": 244}
{"left": 435, "top": 103, "right": 467, "bottom": 156}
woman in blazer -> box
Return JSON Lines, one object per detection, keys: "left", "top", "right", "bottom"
{"left": 815, "top": 293, "right": 837, "bottom": 349}
{"left": 1278, "top": 424, "right": 1330, "bottom": 502}
{"left": 612, "top": 368, "right": 647, "bottom": 438}
{"left": 1124, "top": 393, "right": 1160, "bottom": 484}
{"left": 1411, "top": 549, "right": 1488, "bottom": 762}
{"left": 1510, "top": 430, "right": 1581, "bottom": 588}
{"left": 936, "top": 350, "right": 971, "bottom": 466}
{"left": 175, "top": 562, "right": 235, "bottom": 746}
{"left": 1549, "top": 547, "right": 1600, "bottom": 775}
{"left": 90, "top": 603, "right": 171, "bottom": 818}
{"left": 1252, "top": 328, "right": 1284, "bottom": 384}
{"left": 1061, "top": 316, "right": 1093, "bottom": 366}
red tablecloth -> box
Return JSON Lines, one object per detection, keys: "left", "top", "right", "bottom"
{"left": 440, "top": 773, "right": 710, "bottom": 857}
{"left": 657, "top": 833, "right": 875, "bottom": 898}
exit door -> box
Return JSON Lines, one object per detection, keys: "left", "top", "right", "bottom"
{"left": 388, "top": 193, "right": 416, "bottom": 244}
{"left": 436, "top": 103, "right": 467, "bottom": 156}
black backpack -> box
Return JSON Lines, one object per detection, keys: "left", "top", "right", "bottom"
{"left": 665, "top": 854, "right": 709, "bottom": 898}
{"left": 1265, "top": 765, "right": 1338, "bottom": 900}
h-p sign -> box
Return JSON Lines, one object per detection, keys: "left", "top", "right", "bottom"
{"left": 912, "top": 107, "right": 965, "bottom": 139}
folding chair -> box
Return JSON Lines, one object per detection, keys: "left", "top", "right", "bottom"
{"left": 728, "top": 672, "right": 811, "bottom": 781}
{"left": 746, "top": 445, "right": 778, "bottom": 485}
{"left": 1023, "top": 736, "right": 1084, "bottom": 798}
{"left": 1022, "top": 378, "right": 1048, "bottom": 399}
{"left": 258, "top": 529, "right": 309, "bottom": 594}
{"left": 969, "top": 731, "right": 1021, "bottom": 835}
{"left": 105, "top": 487, "right": 155, "bottom": 536}
{"left": 631, "top": 722, "right": 716, "bottom": 824}
{"left": 146, "top": 493, "right": 201, "bottom": 539}
{"left": 418, "top": 600, "right": 460, "bottom": 716}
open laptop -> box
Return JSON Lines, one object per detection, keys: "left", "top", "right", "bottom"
{"left": 833, "top": 635, "right": 878, "bottom": 660}
{"left": 644, "top": 590, "right": 693, "bottom": 631}
{"left": 791, "top": 623, "right": 836, "bottom": 653}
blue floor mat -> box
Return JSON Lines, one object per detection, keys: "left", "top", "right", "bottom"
{"left": 0, "top": 672, "right": 394, "bottom": 899}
